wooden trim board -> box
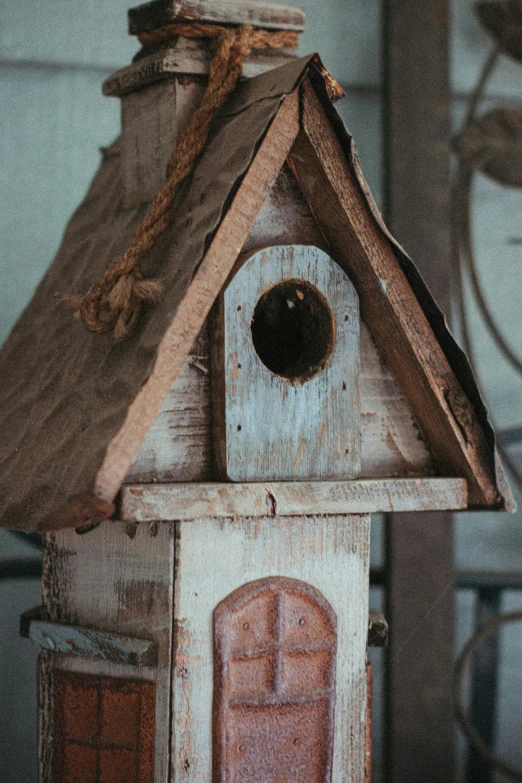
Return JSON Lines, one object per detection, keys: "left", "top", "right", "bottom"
{"left": 128, "top": 0, "right": 306, "bottom": 34}
{"left": 119, "top": 478, "right": 468, "bottom": 521}
{"left": 103, "top": 44, "right": 298, "bottom": 98}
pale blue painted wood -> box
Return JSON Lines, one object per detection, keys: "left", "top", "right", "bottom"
{"left": 26, "top": 615, "right": 157, "bottom": 665}
{"left": 220, "top": 245, "right": 361, "bottom": 482}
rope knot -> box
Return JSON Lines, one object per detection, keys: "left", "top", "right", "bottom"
{"left": 65, "top": 22, "right": 298, "bottom": 340}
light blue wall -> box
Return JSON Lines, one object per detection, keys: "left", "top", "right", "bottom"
{"left": 0, "top": 1, "right": 521, "bottom": 781}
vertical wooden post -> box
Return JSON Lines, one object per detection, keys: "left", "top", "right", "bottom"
{"left": 383, "top": 2, "right": 455, "bottom": 782}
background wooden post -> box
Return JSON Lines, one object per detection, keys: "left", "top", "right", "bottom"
{"left": 383, "top": 2, "right": 455, "bottom": 781}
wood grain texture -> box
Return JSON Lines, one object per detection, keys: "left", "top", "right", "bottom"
{"left": 287, "top": 78, "right": 499, "bottom": 507}
{"left": 26, "top": 615, "right": 158, "bottom": 666}
{"left": 120, "top": 478, "right": 468, "bottom": 521}
{"left": 104, "top": 39, "right": 298, "bottom": 97}
{"left": 126, "top": 327, "right": 211, "bottom": 483}
{"left": 127, "top": 0, "right": 306, "bottom": 34}
{"left": 245, "top": 163, "right": 327, "bottom": 252}
{"left": 95, "top": 90, "right": 300, "bottom": 503}
{"left": 212, "top": 244, "right": 360, "bottom": 481}
{"left": 171, "top": 514, "right": 370, "bottom": 783}
{"left": 121, "top": 78, "right": 177, "bottom": 209}
{"left": 41, "top": 523, "right": 175, "bottom": 783}
{"left": 360, "top": 323, "right": 435, "bottom": 477}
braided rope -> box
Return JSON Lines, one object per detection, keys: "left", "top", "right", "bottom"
{"left": 65, "top": 23, "right": 298, "bottom": 341}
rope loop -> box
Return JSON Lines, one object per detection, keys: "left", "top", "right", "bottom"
{"left": 65, "top": 23, "right": 297, "bottom": 340}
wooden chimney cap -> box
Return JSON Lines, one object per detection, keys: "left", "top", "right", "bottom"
{"left": 128, "top": 0, "right": 306, "bottom": 34}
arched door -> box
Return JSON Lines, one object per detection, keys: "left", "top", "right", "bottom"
{"left": 213, "top": 577, "right": 337, "bottom": 783}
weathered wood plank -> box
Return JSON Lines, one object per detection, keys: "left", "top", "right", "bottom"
{"left": 22, "top": 609, "right": 158, "bottom": 666}
{"left": 212, "top": 244, "right": 361, "bottom": 481}
{"left": 121, "top": 78, "right": 179, "bottom": 209}
{"left": 171, "top": 514, "right": 370, "bottom": 783}
{"left": 287, "top": 78, "right": 499, "bottom": 507}
{"left": 244, "top": 163, "right": 327, "bottom": 251}
{"left": 104, "top": 39, "right": 298, "bottom": 97}
{"left": 126, "top": 327, "right": 211, "bottom": 482}
{"left": 95, "top": 90, "right": 300, "bottom": 502}
{"left": 119, "top": 477, "right": 468, "bottom": 521}
{"left": 128, "top": 0, "right": 306, "bottom": 34}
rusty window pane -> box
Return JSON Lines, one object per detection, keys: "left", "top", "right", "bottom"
{"left": 53, "top": 671, "right": 155, "bottom": 783}
{"left": 214, "top": 577, "right": 337, "bottom": 783}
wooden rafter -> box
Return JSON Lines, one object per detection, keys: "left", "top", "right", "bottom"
{"left": 287, "top": 79, "right": 499, "bottom": 508}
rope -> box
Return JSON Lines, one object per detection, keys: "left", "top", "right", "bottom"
{"left": 454, "top": 610, "right": 522, "bottom": 781}
{"left": 65, "top": 23, "right": 298, "bottom": 341}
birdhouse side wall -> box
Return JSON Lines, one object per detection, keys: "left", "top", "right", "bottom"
{"left": 39, "top": 524, "right": 176, "bottom": 783}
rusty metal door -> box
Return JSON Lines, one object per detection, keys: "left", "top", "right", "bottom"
{"left": 213, "top": 577, "right": 337, "bottom": 783}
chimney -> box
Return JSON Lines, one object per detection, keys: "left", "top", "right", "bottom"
{"left": 103, "top": 0, "right": 305, "bottom": 209}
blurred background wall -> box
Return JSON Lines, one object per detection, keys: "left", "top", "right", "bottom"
{"left": 0, "top": 1, "right": 521, "bottom": 781}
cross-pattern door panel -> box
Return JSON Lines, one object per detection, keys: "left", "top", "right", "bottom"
{"left": 213, "top": 577, "right": 337, "bottom": 783}
{"left": 52, "top": 670, "right": 155, "bottom": 783}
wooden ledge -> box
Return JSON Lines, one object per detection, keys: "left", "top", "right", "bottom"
{"left": 103, "top": 42, "right": 297, "bottom": 97}
{"left": 20, "top": 606, "right": 157, "bottom": 667}
{"left": 119, "top": 477, "right": 468, "bottom": 522}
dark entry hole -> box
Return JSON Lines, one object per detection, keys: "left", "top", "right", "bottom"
{"left": 251, "top": 279, "right": 335, "bottom": 383}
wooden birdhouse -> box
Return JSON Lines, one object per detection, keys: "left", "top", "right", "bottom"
{"left": 0, "top": 2, "right": 513, "bottom": 782}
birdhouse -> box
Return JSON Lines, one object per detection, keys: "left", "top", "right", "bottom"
{"left": 0, "top": 2, "right": 513, "bottom": 782}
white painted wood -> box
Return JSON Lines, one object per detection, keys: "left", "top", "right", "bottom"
{"left": 360, "top": 323, "right": 436, "bottom": 477}
{"left": 127, "top": 0, "right": 306, "bottom": 34}
{"left": 245, "top": 165, "right": 328, "bottom": 251}
{"left": 41, "top": 523, "right": 176, "bottom": 783}
{"left": 119, "top": 477, "right": 468, "bottom": 521}
{"left": 214, "top": 244, "right": 361, "bottom": 481}
{"left": 27, "top": 616, "right": 158, "bottom": 665}
{"left": 126, "top": 327, "right": 210, "bottom": 483}
{"left": 171, "top": 514, "right": 370, "bottom": 783}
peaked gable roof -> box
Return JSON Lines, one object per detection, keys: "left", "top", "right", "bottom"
{"left": 0, "top": 56, "right": 512, "bottom": 532}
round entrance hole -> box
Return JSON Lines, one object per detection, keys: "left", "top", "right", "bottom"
{"left": 250, "top": 279, "right": 335, "bottom": 383}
